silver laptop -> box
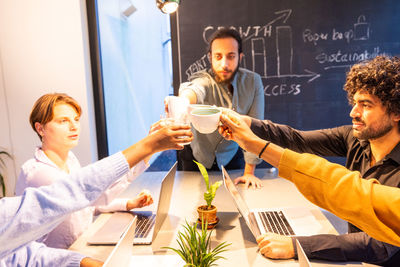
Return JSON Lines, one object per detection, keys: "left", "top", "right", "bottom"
{"left": 88, "top": 162, "right": 177, "bottom": 245}
{"left": 103, "top": 217, "right": 137, "bottom": 267}
{"left": 222, "top": 166, "right": 321, "bottom": 238}
{"left": 296, "top": 239, "right": 312, "bottom": 267}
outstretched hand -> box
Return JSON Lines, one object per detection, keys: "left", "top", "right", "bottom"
{"left": 218, "top": 109, "right": 257, "bottom": 151}
{"left": 148, "top": 118, "right": 193, "bottom": 151}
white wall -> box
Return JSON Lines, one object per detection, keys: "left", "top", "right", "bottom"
{"left": 0, "top": 0, "right": 97, "bottom": 196}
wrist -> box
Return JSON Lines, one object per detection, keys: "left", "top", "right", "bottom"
{"left": 244, "top": 163, "right": 256, "bottom": 175}
{"left": 126, "top": 199, "right": 135, "bottom": 210}
{"left": 243, "top": 136, "right": 266, "bottom": 155}
{"left": 258, "top": 141, "right": 271, "bottom": 158}
{"left": 141, "top": 134, "right": 159, "bottom": 154}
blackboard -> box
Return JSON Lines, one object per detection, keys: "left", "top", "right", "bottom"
{"left": 172, "top": 0, "right": 400, "bottom": 130}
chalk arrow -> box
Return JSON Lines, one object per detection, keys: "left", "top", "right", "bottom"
{"left": 303, "top": 69, "right": 321, "bottom": 83}
{"left": 262, "top": 69, "right": 321, "bottom": 83}
{"left": 274, "top": 9, "right": 292, "bottom": 24}
{"left": 243, "top": 9, "right": 292, "bottom": 42}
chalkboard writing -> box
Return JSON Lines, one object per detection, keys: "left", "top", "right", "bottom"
{"left": 173, "top": 0, "right": 400, "bottom": 131}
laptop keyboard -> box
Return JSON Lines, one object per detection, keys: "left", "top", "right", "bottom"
{"left": 259, "top": 211, "right": 295, "bottom": 236}
{"left": 134, "top": 214, "right": 156, "bottom": 238}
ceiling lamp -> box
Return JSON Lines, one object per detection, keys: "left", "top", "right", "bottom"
{"left": 156, "top": 0, "right": 180, "bottom": 14}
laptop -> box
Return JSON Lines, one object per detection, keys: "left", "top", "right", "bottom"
{"left": 222, "top": 166, "right": 321, "bottom": 238}
{"left": 87, "top": 162, "right": 177, "bottom": 245}
{"left": 296, "top": 239, "right": 312, "bottom": 267}
{"left": 103, "top": 216, "right": 137, "bottom": 267}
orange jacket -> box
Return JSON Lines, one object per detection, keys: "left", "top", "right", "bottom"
{"left": 279, "top": 149, "right": 400, "bottom": 247}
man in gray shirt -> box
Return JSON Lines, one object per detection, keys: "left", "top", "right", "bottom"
{"left": 178, "top": 28, "right": 265, "bottom": 188}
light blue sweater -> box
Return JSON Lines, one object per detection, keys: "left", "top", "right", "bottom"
{"left": 0, "top": 152, "right": 129, "bottom": 266}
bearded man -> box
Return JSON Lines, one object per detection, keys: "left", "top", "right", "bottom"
{"left": 177, "top": 27, "right": 265, "bottom": 188}
{"left": 251, "top": 55, "right": 400, "bottom": 266}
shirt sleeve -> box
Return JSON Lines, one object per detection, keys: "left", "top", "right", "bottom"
{"left": 179, "top": 80, "right": 208, "bottom": 104}
{"left": 0, "top": 152, "right": 129, "bottom": 258}
{"left": 250, "top": 119, "right": 350, "bottom": 157}
{"left": 278, "top": 149, "right": 400, "bottom": 247}
{"left": 242, "top": 73, "right": 265, "bottom": 165}
{"left": 2, "top": 241, "right": 86, "bottom": 267}
{"left": 94, "top": 160, "right": 149, "bottom": 213}
{"left": 294, "top": 232, "right": 400, "bottom": 265}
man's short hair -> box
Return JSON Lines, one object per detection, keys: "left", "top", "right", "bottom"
{"left": 30, "top": 93, "right": 81, "bottom": 140}
{"left": 207, "top": 27, "right": 243, "bottom": 54}
{"left": 344, "top": 55, "right": 400, "bottom": 116}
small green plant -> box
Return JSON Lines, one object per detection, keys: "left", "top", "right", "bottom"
{"left": 194, "top": 161, "right": 222, "bottom": 209}
{"left": 163, "top": 220, "right": 231, "bottom": 267}
{"left": 0, "top": 150, "right": 11, "bottom": 197}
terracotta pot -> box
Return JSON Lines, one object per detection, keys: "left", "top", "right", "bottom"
{"left": 197, "top": 205, "right": 218, "bottom": 226}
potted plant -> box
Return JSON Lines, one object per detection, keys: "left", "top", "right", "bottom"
{"left": 0, "top": 150, "right": 11, "bottom": 198}
{"left": 164, "top": 220, "right": 230, "bottom": 267}
{"left": 194, "top": 161, "right": 222, "bottom": 228}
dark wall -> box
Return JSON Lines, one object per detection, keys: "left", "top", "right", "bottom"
{"left": 173, "top": 0, "right": 400, "bottom": 130}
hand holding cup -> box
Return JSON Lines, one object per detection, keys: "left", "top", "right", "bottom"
{"left": 218, "top": 109, "right": 257, "bottom": 150}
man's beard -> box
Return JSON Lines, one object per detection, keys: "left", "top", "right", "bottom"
{"left": 211, "top": 64, "right": 239, "bottom": 85}
{"left": 353, "top": 117, "right": 393, "bottom": 140}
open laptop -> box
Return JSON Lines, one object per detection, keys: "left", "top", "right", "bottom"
{"left": 222, "top": 166, "right": 321, "bottom": 238}
{"left": 296, "top": 239, "right": 312, "bottom": 267}
{"left": 103, "top": 217, "right": 137, "bottom": 267}
{"left": 88, "top": 162, "right": 177, "bottom": 245}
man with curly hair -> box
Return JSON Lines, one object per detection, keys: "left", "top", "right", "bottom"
{"left": 243, "top": 55, "right": 400, "bottom": 266}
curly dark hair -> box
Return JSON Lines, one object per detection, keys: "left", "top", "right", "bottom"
{"left": 344, "top": 55, "right": 400, "bottom": 116}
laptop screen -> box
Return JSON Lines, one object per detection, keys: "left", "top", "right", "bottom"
{"left": 103, "top": 217, "right": 137, "bottom": 267}
{"left": 296, "top": 239, "right": 312, "bottom": 267}
{"left": 151, "top": 161, "right": 177, "bottom": 241}
{"left": 222, "top": 166, "right": 261, "bottom": 238}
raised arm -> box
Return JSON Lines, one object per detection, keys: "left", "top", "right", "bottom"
{"left": 0, "top": 121, "right": 192, "bottom": 258}
{"left": 219, "top": 109, "right": 400, "bottom": 246}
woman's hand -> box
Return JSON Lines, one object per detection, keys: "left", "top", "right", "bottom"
{"left": 148, "top": 118, "right": 193, "bottom": 152}
{"left": 126, "top": 189, "right": 153, "bottom": 210}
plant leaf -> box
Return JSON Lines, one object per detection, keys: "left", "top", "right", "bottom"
{"left": 164, "top": 220, "right": 231, "bottom": 267}
{"left": 193, "top": 160, "right": 210, "bottom": 191}
{"left": 0, "top": 150, "right": 11, "bottom": 197}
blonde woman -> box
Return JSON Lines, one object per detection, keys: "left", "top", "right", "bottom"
{"left": 16, "top": 93, "right": 154, "bottom": 249}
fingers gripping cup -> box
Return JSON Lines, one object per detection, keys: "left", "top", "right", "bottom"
{"left": 190, "top": 107, "right": 222, "bottom": 134}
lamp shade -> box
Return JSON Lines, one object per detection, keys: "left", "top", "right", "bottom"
{"left": 156, "top": 0, "right": 180, "bottom": 14}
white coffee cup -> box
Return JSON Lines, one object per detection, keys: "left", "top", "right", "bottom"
{"left": 190, "top": 107, "right": 222, "bottom": 134}
{"left": 187, "top": 104, "right": 212, "bottom": 123}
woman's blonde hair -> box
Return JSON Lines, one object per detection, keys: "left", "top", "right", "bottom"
{"left": 30, "top": 93, "right": 81, "bottom": 140}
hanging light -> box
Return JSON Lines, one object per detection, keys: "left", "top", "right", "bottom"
{"left": 156, "top": 0, "right": 180, "bottom": 14}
